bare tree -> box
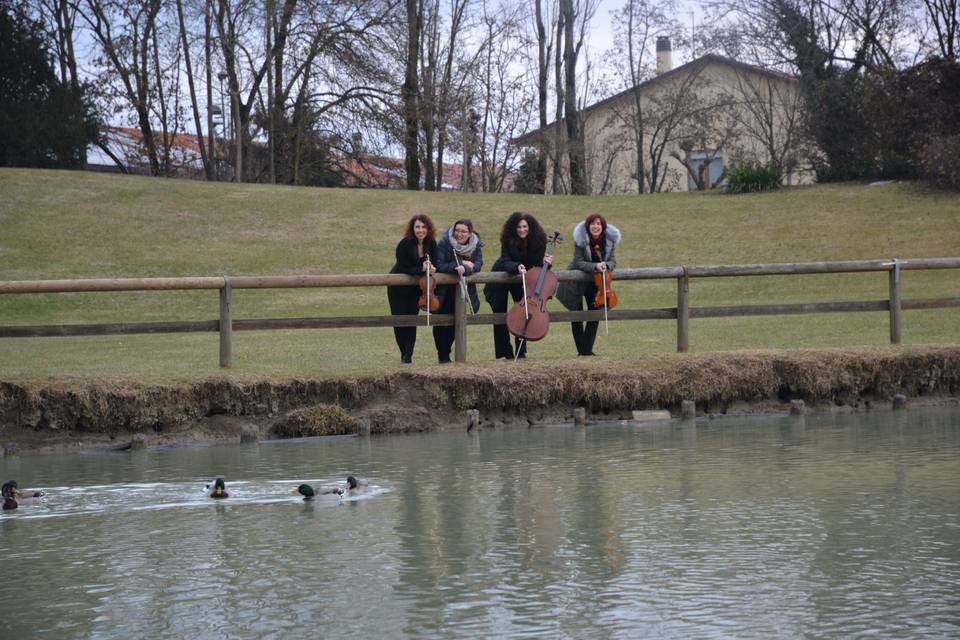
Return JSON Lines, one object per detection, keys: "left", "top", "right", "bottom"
{"left": 80, "top": 0, "right": 180, "bottom": 175}
{"left": 723, "top": 67, "right": 809, "bottom": 178}
{"left": 918, "top": 0, "right": 959, "bottom": 59}
{"left": 175, "top": 0, "right": 212, "bottom": 179}
{"left": 560, "top": 0, "right": 584, "bottom": 193}
{"left": 604, "top": 0, "right": 683, "bottom": 192}
{"left": 403, "top": 0, "right": 422, "bottom": 189}
{"left": 473, "top": 1, "right": 533, "bottom": 192}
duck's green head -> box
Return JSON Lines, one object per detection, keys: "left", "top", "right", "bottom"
{"left": 296, "top": 484, "right": 315, "bottom": 499}
{"left": 212, "top": 477, "right": 227, "bottom": 496}
{"left": 1, "top": 480, "right": 17, "bottom": 499}
{"left": 346, "top": 476, "right": 358, "bottom": 490}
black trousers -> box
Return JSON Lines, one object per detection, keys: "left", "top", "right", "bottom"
{"left": 487, "top": 283, "right": 527, "bottom": 359}
{"left": 387, "top": 284, "right": 420, "bottom": 360}
{"left": 432, "top": 285, "right": 456, "bottom": 362}
{"left": 571, "top": 282, "right": 601, "bottom": 355}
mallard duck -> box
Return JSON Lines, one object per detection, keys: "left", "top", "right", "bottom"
{"left": 2, "top": 480, "right": 45, "bottom": 510}
{"left": 206, "top": 477, "right": 229, "bottom": 499}
{"left": 345, "top": 475, "right": 369, "bottom": 496}
{"left": 294, "top": 484, "right": 343, "bottom": 502}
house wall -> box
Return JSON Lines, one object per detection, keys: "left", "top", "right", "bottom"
{"left": 543, "top": 59, "right": 815, "bottom": 195}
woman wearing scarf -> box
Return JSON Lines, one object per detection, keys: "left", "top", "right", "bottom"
{"left": 433, "top": 219, "right": 484, "bottom": 363}
{"left": 556, "top": 213, "right": 621, "bottom": 356}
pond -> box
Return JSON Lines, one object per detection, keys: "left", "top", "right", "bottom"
{"left": 2, "top": 407, "right": 959, "bottom": 639}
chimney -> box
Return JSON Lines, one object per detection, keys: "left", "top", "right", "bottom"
{"left": 656, "top": 36, "right": 672, "bottom": 75}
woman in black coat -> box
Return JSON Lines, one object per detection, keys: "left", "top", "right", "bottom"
{"left": 387, "top": 214, "right": 438, "bottom": 364}
{"left": 433, "top": 219, "right": 484, "bottom": 363}
{"left": 483, "top": 211, "right": 551, "bottom": 359}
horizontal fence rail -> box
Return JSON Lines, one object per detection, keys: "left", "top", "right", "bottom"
{"left": 1, "top": 258, "right": 958, "bottom": 366}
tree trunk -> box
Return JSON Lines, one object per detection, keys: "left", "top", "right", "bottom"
{"left": 552, "top": 6, "right": 564, "bottom": 193}
{"left": 403, "top": 0, "right": 422, "bottom": 190}
{"left": 204, "top": 0, "right": 216, "bottom": 178}
{"left": 534, "top": 0, "right": 550, "bottom": 194}
{"left": 561, "top": 0, "right": 585, "bottom": 194}
{"left": 176, "top": 0, "right": 212, "bottom": 179}
{"left": 266, "top": 0, "right": 275, "bottom": 184}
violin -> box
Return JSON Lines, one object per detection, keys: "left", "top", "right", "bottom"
{"left": 506, "top": 232, "right": 562, "bottom": 342}
{"left": 418, "top": 256, "right": 439, "bottom": 313}
{"left": 594, "top": 269, "right": 618, "bottom": 309}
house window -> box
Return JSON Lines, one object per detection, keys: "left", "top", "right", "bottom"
{"left": 686, "top": 152, "right": 725, "bottom": 190}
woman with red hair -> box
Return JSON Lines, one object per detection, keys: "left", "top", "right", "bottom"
{"left": 556, "top": 213, "right": 621, "bottom": 356}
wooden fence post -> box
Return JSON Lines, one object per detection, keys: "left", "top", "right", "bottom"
{"left": 219, "top": 277, "right": 233, "bottom": 368}
{"left": 454, "top": 286, "right": 467, "bottom": 363}
{"left": 677, "top": 266, "right": 689, "bottom": 352}
{"left": 888, "top": 259, "right": 901, "bottom": 344}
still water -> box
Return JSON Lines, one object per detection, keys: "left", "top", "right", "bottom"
{"left": 2, "top": 408, "right": 959, "bottom": 639}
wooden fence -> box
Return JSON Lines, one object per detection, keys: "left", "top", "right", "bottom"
{"left": 1, "top": 257, "right": 958, "bottom": 366}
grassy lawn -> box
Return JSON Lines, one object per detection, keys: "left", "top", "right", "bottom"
{"left": 1, "top": 168, "right": 958, "bottom": 382}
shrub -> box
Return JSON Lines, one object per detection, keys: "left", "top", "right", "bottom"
{"left": 273, "top": 403, "right": 352, "bottom": 438}
{"left": 922, "top": 135, "right": 960, "bottom": 191}
{"left": 724, "top": 163, "right": 783, "bottom": 194}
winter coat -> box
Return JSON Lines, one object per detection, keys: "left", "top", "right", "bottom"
{"left": 389, "top": 237, "right": 438, "bottom": 277}
{"left": 556, "top": 221, "right": 621, "bottom": 310}
{"left": 483, "top": 237, "right": 547, "bottom": 305}
{"left": 435, "top": 226, "right": 484, "bottom": 313}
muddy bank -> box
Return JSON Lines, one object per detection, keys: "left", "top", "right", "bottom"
{"left": 2, "top": 347, "right": 959, "bottom": 452}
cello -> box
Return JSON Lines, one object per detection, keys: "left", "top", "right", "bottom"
{"left": 506, "top": 232, "right": 561, "bottom": 344}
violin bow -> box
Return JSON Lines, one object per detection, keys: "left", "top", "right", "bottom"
{"left": 602, "top": 267, "right": 609, "bottom": 335}
{"left": 454, "top": 254, "right": 473, "bottom": 315}
{"left": 520, "top": 264, "right": 529, "bottom": 321}
{"left": 425, "top": 255, "right": 432, "bottom": 327}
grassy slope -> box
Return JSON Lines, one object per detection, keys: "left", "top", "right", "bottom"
{"left": 1, "top": 168, "right": 958, "bottom": 382}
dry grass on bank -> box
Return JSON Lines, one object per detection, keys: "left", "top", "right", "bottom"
{"left": 2, "top": 347, "right": 957, "bottom": 445}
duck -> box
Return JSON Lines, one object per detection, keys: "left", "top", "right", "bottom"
{"left": 345, "top": 475, "right": 370, "bottom": 496}
{"left": 206, "top": 477, "right": 229, "bottom": 499}
{"left": 2, "top": 480, "right": 45, "bottom": 510}
{"left": 294, "top": 484, "right": 344, "bottom": 502}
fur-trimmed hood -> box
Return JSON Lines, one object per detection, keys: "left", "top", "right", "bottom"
{"left": 572, "top": 221, "right": 621, "bottom": 248}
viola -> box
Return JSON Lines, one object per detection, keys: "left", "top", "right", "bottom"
{"left": 418, "top": 257, "right": 439, "bottom": 313}
{"left": 506, "top": 232, "right": 562, "bottom": 342}
{"left": 594, "top": 270, "right": 618, "bottom": 309}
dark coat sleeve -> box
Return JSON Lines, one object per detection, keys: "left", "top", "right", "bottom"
{"left": 391, "top": 238, "right": 437, "bottom": 275}
{"left": 467, "top": 243, "right": 484, "bottom": 275}
{"left": 435, "top": 237, "right": 458, "bottom": 274}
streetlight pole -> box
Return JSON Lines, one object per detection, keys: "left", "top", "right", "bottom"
{"left": 217, "top": 71, "right": 228, "bottom": 142}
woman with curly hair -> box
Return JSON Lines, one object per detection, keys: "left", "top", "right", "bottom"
{"left": 387, "top": 214, "right": 438, "bottom": 364}
{"left": 483, "top": 212, "right": 551, "bottom": 359}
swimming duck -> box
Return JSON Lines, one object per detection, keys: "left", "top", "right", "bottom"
{"left": 2, "top": 480, "right": 45, "bottom": 510}
{"left": 206, "top": 477, "right": 229, "bottom": 499}
{"left": 345, "top": 475, "right": 369, "bottom": 496}
{"left": 294, "top": 484, "right": 344, "bottom": 501}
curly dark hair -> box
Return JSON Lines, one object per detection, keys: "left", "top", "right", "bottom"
{"left": 500, "top": 211, "right": 546, "bottom": 254}
{"left": 403, "top": 214, "right": 437, "bottom": 241}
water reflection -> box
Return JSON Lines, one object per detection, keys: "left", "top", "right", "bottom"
{"left": 2, "top": 408, "right": 959, "bottom": 638}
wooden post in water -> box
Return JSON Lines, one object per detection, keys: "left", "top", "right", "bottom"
{"left": 677, "top": 268, "right": 689, "bottom": 352}
{"left": 888, "top": 259, "right": 902, "bottom": 344}
{"left": 219, "top": 277, "right": 233, "bottom": 368}
{"left": 454, "top": 285, "right": 467, "bottom": 363}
